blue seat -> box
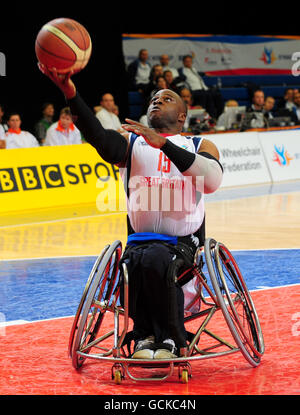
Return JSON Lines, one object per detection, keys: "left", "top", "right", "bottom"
{"left": 220, "top": 87, "right": 249, "bottom": 101}
{"left": 129, "top": 105, "right": 142, "bottom": 120}
{"left": 128, "top": 91, "right": 143, "bottom": 105}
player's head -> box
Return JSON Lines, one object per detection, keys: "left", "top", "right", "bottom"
{"left": 146, "top": 89, "right": 187, "bottom": 132}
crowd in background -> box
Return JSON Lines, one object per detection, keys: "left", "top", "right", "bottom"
{"left": 1, "top": 48, "right": 300, "bottom": 150}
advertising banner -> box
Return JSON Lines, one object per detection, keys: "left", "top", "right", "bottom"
{"left": 202, "top": 132, "right": 272, "bottom": 187}
{"left": 0, "top": 144, "right": 126, "bottom": 215}
{"left": 258, "top": 130, "right": 300, "bottom": 182}
{"left": 123, "top": 34, "right": 300, "bottom": 75}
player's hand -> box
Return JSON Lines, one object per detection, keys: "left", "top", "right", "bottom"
{"left": 0, "top": 139, "right": 6, "bottom": 149}
{"left": 121, "top": 119, "right": 167, "bottom": 149}
{"left": 38, "top": 63, "right": 76, "bottom": 100}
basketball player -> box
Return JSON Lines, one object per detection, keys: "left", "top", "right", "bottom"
{"left": 39, "top": 65, "right": 223, "bottom": 360}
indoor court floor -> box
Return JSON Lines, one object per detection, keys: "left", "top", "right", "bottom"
{"left": 1, "top": 180, "right": 300, "bottom": 395}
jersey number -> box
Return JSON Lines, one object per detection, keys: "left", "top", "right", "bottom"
{"left": 157, "top": 152, "right": 171, "bottom": 173}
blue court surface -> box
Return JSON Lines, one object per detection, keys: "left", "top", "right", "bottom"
{"left": 1, "top": 248, "right": 299, "bottom": 323}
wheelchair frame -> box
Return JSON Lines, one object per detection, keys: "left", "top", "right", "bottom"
{"left": 68, "top": 238, "right": 264, "bottom": 384}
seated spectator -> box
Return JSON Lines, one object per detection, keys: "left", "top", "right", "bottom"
{"left": 247, "top": 89, "right": 265, "bottom": 112}
{"left": 0, "top": 113, "right": 39, "bottom": 149}
{"left": 148, "top": 75, "right": 168, "bottom": 99}
{"left": 277, "top": 88, "right": 298, "bottom": 111}
{"left": 216, "top": 99, "right": 239, "bottom": 129}
{"left": 178, "top": 55, "right": 223, "bottom": 119}
{"left": 291, "top": 91, "right": 300, "bottom": 123}
{"left": 95, "top": 93, "right": 124, "bottom": 132}
{"left": 245, "top": 90, "right": 267, "bottom": 128}
{"left": 159, "top": 54, "right": 179, "bottom": 78}
{"left": 127, "top": 49, "right": 152, "bottom": 94}
{"left": 163, "top": 70, "right": 183, "bottom": 94}
{"left": 34, "top": 102, "right": 55, "bottom": 144}
{"left": 179, "top": 87, "right": 213, "bottom": 132}
{"left": 0, "top": 104, "right": 8, "bottom": 139}
{"left": 263, "top": 96, "right": 275, "bottom": 120}
{"left": 145, "top": 64, "right": 164, "bottom": 98}
{"left": 44, "top": 107, "right": 82, "bottom": 146}
{"left": 179, "top": 87, "right": 203, "bottom": 110}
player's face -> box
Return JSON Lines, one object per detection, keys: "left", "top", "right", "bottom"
{"left": 147, "top": 89, "right": 185, "bottom": 129}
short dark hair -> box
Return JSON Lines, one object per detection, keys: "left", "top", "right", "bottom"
{"left": 42, "top": 102, "right": 54, "bottom": 111}
{"left": 8, "top": 112, "right": 21, "bottom": 120}
{"left": 60, "top": 107, "right": 72, "bottom": 117}
{"left": 182, "top": 54, "right": 193, "bottom": 61}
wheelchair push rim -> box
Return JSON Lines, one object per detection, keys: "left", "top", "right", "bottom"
{"left": 204, "top": 238, "right": 264, "bottom": 367}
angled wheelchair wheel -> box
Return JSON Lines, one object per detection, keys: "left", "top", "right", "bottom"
{"left": 204, "top": 238, "right": 264, "bottom": 367}
{"left": 71, "top": 240, "right": 122, "bottom": 369}
{"left": 68, "top": 244, "right": 110, "bottom": 358}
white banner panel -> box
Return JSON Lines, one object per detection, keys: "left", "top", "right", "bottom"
{"left": 122, "top": 35, "right": 300, "bottom": 75}
{"left": 258, "top": 130, "right": 300, "bottom": 182}
{"left": 201, "top": 132, "right": 272, "bottom": 187}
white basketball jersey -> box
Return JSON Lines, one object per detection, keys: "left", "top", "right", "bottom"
{"left": 120, "top": 133, "right": 205, "bottom": 236}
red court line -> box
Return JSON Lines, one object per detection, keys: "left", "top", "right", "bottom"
{"left": 0, "top": 286, "right": 299, "bottom": 395}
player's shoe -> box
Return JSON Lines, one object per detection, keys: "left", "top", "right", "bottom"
{"left": 131, "top": 335, "right": 155, "bottom": 359}
{"left": 153, "top": 339, "right": 178, "bottom": 359}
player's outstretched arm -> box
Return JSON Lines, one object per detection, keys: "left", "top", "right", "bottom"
{"left": 38, "top": 64, "right": 129, "bottom": 165}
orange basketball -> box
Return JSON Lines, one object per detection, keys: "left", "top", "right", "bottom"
{"left": 35, "top": 18, "right": 92, "bottom": 74}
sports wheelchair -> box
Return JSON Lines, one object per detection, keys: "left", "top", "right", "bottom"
{"left": 68, "top": 238, "right": 264, "bottom": 384}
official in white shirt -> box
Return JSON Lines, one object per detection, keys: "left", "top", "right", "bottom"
{"left": 179, "top": 55, "right": 223, "bottom": 119}
{"left": 95, "top": 93, "right": 124, "bottom": 132}
{"left": 1, "top": 113, "right": 39, "bottom": 149}
{"left": 44, "top": 107, "right": 82, "bottom": 146}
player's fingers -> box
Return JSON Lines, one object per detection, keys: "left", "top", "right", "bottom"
{"left": 124, "top": 118, "right": 145, "bottom": 128}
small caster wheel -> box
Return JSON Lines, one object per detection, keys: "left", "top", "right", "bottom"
{"left": 181, "top": 369, "right": 189, "bottom": 384}
{"left": 114, "top": 369, "right": 122, "bottom": 384}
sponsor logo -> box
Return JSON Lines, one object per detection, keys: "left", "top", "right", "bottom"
{"left": 272, "top": 145, "right": 293, "bottom": 166}
{"left": 260, "top": 47, "right": 277, "bottom": 65}
{"left": 0, "top": 163, "right": 120, "bottom": 193}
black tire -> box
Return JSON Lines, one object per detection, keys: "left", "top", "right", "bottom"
{"left": 68, "top": 244, "right": 110, "bottom": 358}
{"left": 71, "top": 240, "right": 122, "bottom": 369}
{"left": 204, "top": 238, "right": 264, "bottom": 367}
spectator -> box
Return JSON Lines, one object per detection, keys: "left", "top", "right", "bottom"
{"left": 163, "top": 70, "right": 182, "bottom": 94}
{"left": 0, "top": 113, "right": 39, "bottom": 149}
{"left": 0, "top": 104, "right": 8, "bottom": 139}
{"left": 145, "top": 64, "right": 164, "bottom": 98}
{"left": 179, "top": 87, "right": 213, "bottom": 132}
{"left": 291, "top": 91, "right": 300, "bottom": 123}
{"left": 247, "top": 89, "right": 265, "bottom": 112}
{"left": 127, "top": 49, "right": 151, "bottom": 94}
{"left": 44, "top": 107, "right": 82, "bottom": 146}
{"left": 263, "top": 96, "right": 275, "bottom": 119}
{"left": 178, "top": 55, "right": 223, "bottom": 118}
{"left": 179, "top": 87, "right": 203, "bottom": 110}
{"left": 159, "top": 54, "right": 179, "bottom": 78}
{"left": 245, "top": 90, "right": 267, "bottom": 128}
{"left": 216, "top": 99, "right": 239, "bottom": 129}
{"left": 34, "top": 102, "right": 55, "bottom": 144}
{"left": 277, "top": 88, "right": 298, "bottom": 111}
{"left": 148, "top": 75, "right": 168, "bottom": 99}
{"left": 95, "top": 93, "right": 124, "bottom": 132}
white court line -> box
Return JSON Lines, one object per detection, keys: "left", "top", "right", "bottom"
{"left": 0, "top": 211, "right": 125, "bottom": 230}
{"left": 2, "top": 283, "right": 300, "bottom": 328}
{"left": 1, "top": 247, "right": 299, "bottom": 262}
